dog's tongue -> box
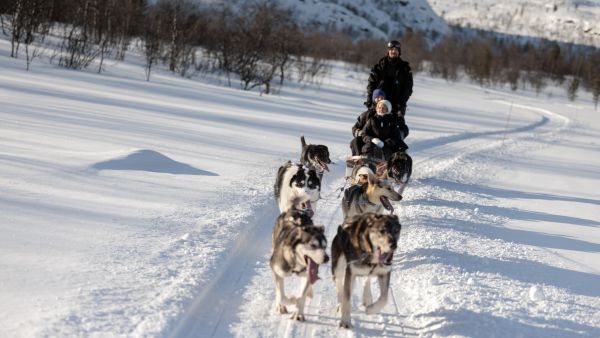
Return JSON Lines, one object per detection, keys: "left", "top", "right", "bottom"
{"left": 318, "top": 159, "right": 329, "bottom": 172}
{"left": 379, "top": 250, "right": 393, "bottom": 264}
{"left": 380, "top": 196, "right": 394, "bottom": 214}
{"left": 302, "top": 200, "right": 314, "bottom": 218}
{"left": 306, "top": 256, "right": 320, "bottom": 284}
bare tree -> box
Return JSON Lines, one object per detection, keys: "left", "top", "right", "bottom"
{"left": 4, "top": 0, "right": 52, "bottom": 71}
{"left": 593, "top": 74, "right": 600, "bottom": 110}
{"left": 567, "top": 77, "right": 579, "bottom": 101}
{"left": 142, "top": 5, "right": 163, "bottom": 81}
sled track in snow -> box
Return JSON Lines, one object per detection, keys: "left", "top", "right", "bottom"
{"left": 169, "top": 101, "right": 569, "bottom": 338}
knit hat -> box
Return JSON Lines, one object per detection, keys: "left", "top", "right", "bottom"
{"left": 377, "top": 100, "right": 392, "bottom": 115}
{"left": 372, "top": 89, "right": 386, "bottom": 103}
{"left": 355, "top": 166, "right": 373, "bottom": 181}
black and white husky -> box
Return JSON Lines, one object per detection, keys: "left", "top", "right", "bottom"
{"left": 274, "top": 161, "right": 320, "bottom": 217}
{"left": 270, "top": 207, "right": 329, "bottom": 321}
{"left": 300, "top": 135, "right": 331, "bottom": 182}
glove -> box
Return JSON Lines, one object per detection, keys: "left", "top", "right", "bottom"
{"left": 398, "top": 104, "right": 407, "bottom": 116}
{"left": 371, "top": 138, "right": 384, "bottom": 148}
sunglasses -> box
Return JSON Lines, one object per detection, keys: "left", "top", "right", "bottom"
{"left": 387, "top": 41, "right": 401, "bottom": 49}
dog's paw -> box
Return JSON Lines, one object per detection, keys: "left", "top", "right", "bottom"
{"left": 282, "top": 296, "right": 296, "bottom": 305}
{"left": 338, "top": 320, "right": 352, "bottom": 329}
{"left": 275, "top": 304, "right": 288, "bottom": 314}
{"left": 290, "top": 312, "right": 305, "bottom": 321}
{"left": 365, "top": 305, "right": 378, "bottom": 315}
{"left": 362, "top": 291, "right": 372, "bottom": 308}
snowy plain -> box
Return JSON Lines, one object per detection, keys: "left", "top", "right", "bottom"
{"left": 1, "top": 35, "right": 600, "bottom": 337}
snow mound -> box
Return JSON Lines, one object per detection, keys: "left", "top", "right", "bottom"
{"left": 92, "top": 149, "right": 218, "bottom": 176}
{"left": 529, "top": 285, "right": 546, "bottom": 302}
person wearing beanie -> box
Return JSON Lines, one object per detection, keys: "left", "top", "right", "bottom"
{"left": 359, "top": 99, "right": 408, "bottom": 160}
{"left": 350, "top": 90, "right": 409, "bottom": 156}
{"left": 350, "top": 89, "right": 387, "bottom": 156}
{"left": 366, "top": 40, "right": 413, "bottom": 117}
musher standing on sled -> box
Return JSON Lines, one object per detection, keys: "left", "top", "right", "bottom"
{"left": 366, "top": 40, "right": 413, "bottom": 117}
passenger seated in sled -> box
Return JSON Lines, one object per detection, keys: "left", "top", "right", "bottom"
{"left": 350, "top": 89, "right": 408, "bottom": 159}
{"left": 355, "top": 99, "right": 408, "bottom": 161}
{"left": 350, "top": 89, "right": 383, "bottom": 157}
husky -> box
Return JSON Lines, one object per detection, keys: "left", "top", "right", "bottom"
{"left": 342, "top": 173, "right": 401, "bottom": 220}
{"left": 300, "top": 135, "right": 331, "bottom": 182}
{"left": 386, "top": 150, "right": 412, "bottom": 195}
{"left": 331, "top": 213, "right": 402, "bottom": 328}
{"left": 270, "top": 207, "right": 329, "bottom": 321}
{"left": 274, "top": 161, "right": 321, "bottom": 217}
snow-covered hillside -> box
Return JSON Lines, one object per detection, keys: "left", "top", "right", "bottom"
{"left": 1, "top": 32, "right": 600, "bottom": 337}
{"left": 429, "top": 0, "right": 600, "bottom": 47}
{"left": 201, "top": 0, "right": 600, "bottom": 46}
{"left": 201, "top": 0, "right": 450, "bottom": 39}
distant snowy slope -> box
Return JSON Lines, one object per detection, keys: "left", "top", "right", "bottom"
{"left": 200, "top": 0, "right": 450, "bottom": 39}
{"left": 200, "top": 0, "right": 600, "bottom": 46}
{"left": 429, "top": 0, "right": 600, "bottom": 46}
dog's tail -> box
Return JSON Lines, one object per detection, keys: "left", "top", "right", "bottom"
{"left": 300, "top": 134, "right": 307, "bottom": 147}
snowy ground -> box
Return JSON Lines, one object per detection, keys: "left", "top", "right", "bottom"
{"left": 1, "top": 35, "right": 599, "bottom": 337}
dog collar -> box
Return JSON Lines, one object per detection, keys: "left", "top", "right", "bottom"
{"left": 293, "top": 267, "right": 307, "bottom": 274}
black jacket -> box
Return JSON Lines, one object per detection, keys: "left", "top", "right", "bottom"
{"left": 366, "top": 56, "right": 413, "bottom": 115}
{"left": 352, "top": 108, "right": 376, "bottom": 137}
{"left": 353, "top": 108, "right": 409, "bottom": 140}
{"left": 361, "top": 113, "right": 407, "bottom": 151}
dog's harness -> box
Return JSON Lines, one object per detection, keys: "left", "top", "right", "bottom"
{"left": 344, "top": 185, "right": 378, "bottom": 210}
{"left": 347, "top": 254, "right": 381, "bottom": 275}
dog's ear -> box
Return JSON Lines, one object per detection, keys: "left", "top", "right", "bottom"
{"left": 367, "top": 173, "right": 376, "bottom": 185}
{"left": 386, "top": 215, "right": 402, "bottom": 234}
{"left": 290, "top": 227, "right": 300, "bottom": 238}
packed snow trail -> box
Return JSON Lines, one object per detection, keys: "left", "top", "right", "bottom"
{"left": 166, "top": 98, "right": 596, "bottom": 337}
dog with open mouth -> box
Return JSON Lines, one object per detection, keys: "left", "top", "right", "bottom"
{"left": 274, "top": 161, "right": 321, "bottom": 217}
{"left": 331, "top": 213, "right": 402, "bottom": 329}
{"left": 386, "top": 150, "right": 412, "bottom": 195}
{"left": 300, "top": 135, "right": 331, "bottom": 182}
{"left": 341, "top": 173, "right": 401, "bottom": 221}
{"left": 270, "top": 206, "right": 329, "bottom": 321}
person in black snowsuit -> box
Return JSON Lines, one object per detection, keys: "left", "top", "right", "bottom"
{"left": 359, "top": 99, "right": 408, "bottom": 160}
{"left": 350, "top": 89, "right": 409, "bottom": 156}
{"left": 350, "top": 89, "right": 384, "bottom": 156}
{"left": 366, "top": 40, "right": 413, "bottom": 117}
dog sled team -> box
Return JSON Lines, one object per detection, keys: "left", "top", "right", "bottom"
{"left": 270, "top": 40, "right": 413, "bottom": 328}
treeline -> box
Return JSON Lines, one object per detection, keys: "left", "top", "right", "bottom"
{"left": 1, "top": 0, "right": 599, "bottom": 106}
{"left": 0, "top": 0, "right": 348, "bottom": 92}
{"left": 425, "top": 30, "right": 600, "bottom": 106}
